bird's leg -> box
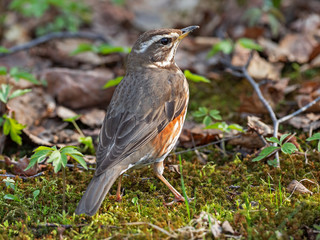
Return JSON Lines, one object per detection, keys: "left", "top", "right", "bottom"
{"left": 153, "top": 161, "right": 185, "bottom": 204}
{"left": 116, "top": 174, "right": 123, "bottom": 202}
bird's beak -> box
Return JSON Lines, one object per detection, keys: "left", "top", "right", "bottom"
{"left": 178, "top": 25, "right": 199, "bottom": 40}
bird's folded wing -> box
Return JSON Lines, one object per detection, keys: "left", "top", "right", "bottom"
{"left": 95, "top": 72, "right": 187, "bottom": 176}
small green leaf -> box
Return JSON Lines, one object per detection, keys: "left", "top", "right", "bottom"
{"left": 70, "top": 43, "right": 95, "bottom": 55}
{"left": 184, "top": 70, "right": 211, "bottom": 83}
{"left": 198, "top": 107, "right": 208, "bottom": 114}
{"left": 208, "top": 39, "right": 233, "bottom": 57}
{"left": 60, "top": 146, "right": 83, "bottom": 156}
{"left": 33, "top": 146, "right": 54, "bottom": 152}
{"left": 203, "top": 116, "right": 212, "bottom": 126}
{"left": 79, "top": 136, "right": 95, "bottom": 154}
{"left": 10, "top": 69, "right": 40, "bottom": 84}
{"left": 60, "top": 153, "right": 68, "bottom": 168}
{"left": 103, "top": 76, "right": 123, "bottom": 89}
{"left": 266, "top": 137, "right": 280, "bottom": 145}
{"left": 279, "top": 133, "right": 291, "bottom": 145}
{"left": 2, "top": 115, "right": 25, "bottom": 145}
{"left": 209, "top": 110, "right": 222, "bottom": 120}
{"left": 281, "top": 142, "right": 297, "bottom": 154}
{"left": 306, "top": 133, "right": 320, "bottom": 141}
{"left": 252, "top": 146, "right": 280, "bottom": 162}
{"left": 228, "top": 124, "right": 244, "bottom": 132}
{"left": 0, "top": 84, "right": 11, "bottom": 103}
{"left": 267, "top": 158, "right": 278, "bottom": 167}
{"left": 67, "top": 153, "right": 88, "bottom": 170}
{"left": 47, "top": 150, "right": 61, "bottom": 163}
{"left": 63, "top": 114, "right": 81, "bottom": 122}
{"left": 33, "top": 190, "right": 40, "bottom": 199}
{"left": 98, "top": 44, "right": 131, "bottom": 54}
{"left": 237, "top": 38, "right": 263, "bottom": 51}
{"left": 192, "top": 111, "right": 206, "bottom": 118}
{"left": 9, "top": 89, "right": 32, "bottom": 100}
{"left": 0, "top": 66, "right": 7, "bottom": 75}
{"left": 4, "top": 194, "right": 19, "bottom": 201}
{"left": 0, "top": 46, "right": 9, "bottom": 54}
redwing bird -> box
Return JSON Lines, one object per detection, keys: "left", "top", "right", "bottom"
{"left": 75, "top": 26, "right": 199, "bottom": 216}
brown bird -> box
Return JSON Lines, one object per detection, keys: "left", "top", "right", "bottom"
{"left": 75, "top": 25, "right": 199, "bottom": 216}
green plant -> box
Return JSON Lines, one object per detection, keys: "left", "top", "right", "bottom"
{"left": 252, "top": 133, "right": 298, "bottom": 167}
{"left": 131, "top": 196, "right": 141, "bottom": 215}
{"left": 71, "top": 43, "right": 131, "bottom": 56}
{"left": 3, "top": 177, "right": 40, "bottom": 203}
{"left": 64, "top": 115, "right": 95, "bottom": 155}
{"left": 208, "top": 38, "right": 263, "bottom": 57}
{"left": 313, "top": 224, "right": 320, "bottom": 240}
{"left": 306, "top": 133, "right": 320, "bottom": 151}
{"left": 103, "top": 76, "right": 124, "bottom": 89}
{"left": 25, "top": 145, "right": 87, "bottom": 212}
{"left": 0, "top": 67, "right": 39, "bottom": 147}
{"left": 192, "top": 107, "right": 222, "bottom": 126}
{"left": 184, "top": 70, "right": 211, "bottom": 83}
{"left": 243, "top": 0, "right": 284, "bottom": 36}
{"left": 9, "top": 0, "right": 91, "bottom": 35}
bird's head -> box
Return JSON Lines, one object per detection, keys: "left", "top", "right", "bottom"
{"left": 128, "top": 26, "right": 199, "bottom": 70}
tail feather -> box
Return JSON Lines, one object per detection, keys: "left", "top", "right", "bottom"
{"left": 75, "top": 167, "right": 122, "bottom": 216}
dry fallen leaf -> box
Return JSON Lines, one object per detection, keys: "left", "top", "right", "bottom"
{"left": 221, "top": 221, "right": 235, "bottom": 234}
{"left": 4, "top": 156, "right": 39, "bottom": 176}
{"left": 279, "top": 34, "right": 318, "bottom": 64}
{"left": 41, "top": 68, "right": 115, "bottom": 109}
{"left": 179, "top": 121, "right": 221, "bottom": 148}
{"left": 232, "top": 45, "right": 283, "bottom": 80}
{"left": 247, "top": 116, "right": 273, "bottom": 136}
{"left": 287, "top": 180, "right": 313, "bottom": 195}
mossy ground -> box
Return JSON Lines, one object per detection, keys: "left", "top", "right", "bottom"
{"left": 1, "top": 78, "right": 320, "bottom": 239}
{"left": 0, "top": 148, "right": 319, "bottom": 239}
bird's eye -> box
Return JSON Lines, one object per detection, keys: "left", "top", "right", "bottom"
{"left": 160, "top": 38, "right": 171, "bottom": 45}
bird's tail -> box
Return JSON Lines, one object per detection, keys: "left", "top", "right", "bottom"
{"left": 75, "top": 166, "right": 122, "bottom": 216}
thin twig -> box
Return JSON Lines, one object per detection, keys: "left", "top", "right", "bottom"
{"left": 0, "top": 172, "right": 44, "bottom": 180}
{"left": 0, "top": 31, "right": 109, "bottom": 57}
{"left": 221, "top": 50, "right": 320, "bottom": 167}
{"left": 278, "top": 96, "right": 320, "bottom": 123}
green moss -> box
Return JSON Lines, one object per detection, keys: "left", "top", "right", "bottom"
{"left": 0, "top": 151, "right": 320, "bottom": 239}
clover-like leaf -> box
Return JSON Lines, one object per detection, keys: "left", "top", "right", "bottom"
{"left": 209, "top": 109, "right": 222, "bottom": 120}
{"left": 281, "top": 142, "right": 297, "bottom": 155}
{"left": 252, "top": 146, "right": 280, "bottom": 162}
{"left": 266, "top": 137, "right": 280, "bottom": 145}
{"left": 208, "top": 39, "right": 233, "bottom": 57}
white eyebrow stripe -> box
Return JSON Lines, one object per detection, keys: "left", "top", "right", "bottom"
{"left": 134, "top": 32, "right": 179, "bottom": 53}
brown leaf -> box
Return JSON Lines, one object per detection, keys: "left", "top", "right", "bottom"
{"left": 79, "top": 108, "right": 106, "bottom": 128}
{"left": 4, "top": 156, "right": 39, "bottom": 176}
{"left": 56, "top": 106, "right": 78, "bottom": 120}
{"left": 247, "top": 116, "right": 273, "bottom": 136}
{"left": 179, "top": 121, "right": 221, "bottom": 148}
{"left": 41, "top": 68, "right": 115, "bottom": 109}
{"left": 232, "top": 46, "right": 283, "bottom": 80}
{"left": 287, "top": 180, "right": 313, "bottom": 195}
{"left": 279, "top": 34, "right": 318, "bottom": 64}
{"left": 239, "top": 79, "right": 289, "bottom": 114}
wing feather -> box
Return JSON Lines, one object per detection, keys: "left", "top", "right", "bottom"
{"left": 95, "top": 70, "right": 187, "bottom": 176}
